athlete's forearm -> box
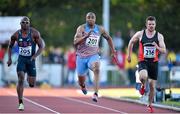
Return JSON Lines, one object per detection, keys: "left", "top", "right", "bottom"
{"left": 7, "top": 48, "right": 12, "bottom": 60}
{"left": 107, "top": 38, "right": 116, "bottom": 53}
{"left": 33, "top": 47, "right": 43, "bottom": 58}
{"left": 157, "top": 46, "right": 166, "bottom": 54}
{"left": 127, "top": 41, "right": 134, "bottom": 57}
{"left": 74, "top": 36, "right": 87, "bottom": 46}
{"left": 74, "top": 37, "right": 83, "bottom": 45}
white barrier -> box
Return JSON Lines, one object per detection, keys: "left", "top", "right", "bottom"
{"left": 41, "top": 64, "right": 62, "bottom": 87}
{"left": 160, "top": 66, "right": 180, "bottom": 81}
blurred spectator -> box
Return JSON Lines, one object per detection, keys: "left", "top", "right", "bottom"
{"left": 0, "top": 45, "right": 5, "bottom": 63}
{"left": 167, "top": 50, "right": 176, "bottom": 65}
{"left": 125, "top": 48, "right": 138, "bottom": 86}
{"left": 112, "top": 31, "right": 124, "bottom": 51}
{"left": 129, "top": 29, "right": 135, "bottom": 38}
{"left": 112, "top": 50, "right": 126, "bottom": 69}
{"left": 49, "top": 46, "right": 65, "bottom": 64}
{"left": 159, "top": 53, "right": 168, "bottom": 66}
{"left": 127, "top": 29, "right": 135, "bottom": 45}
{"left": 49, "top": 46, "right": 55, "bottom": 63}
{"left": 65, "top": 47, "right": 76, "bottom": 85}
{"left": 176, "top": 51, "right": 180, "bottom": 65}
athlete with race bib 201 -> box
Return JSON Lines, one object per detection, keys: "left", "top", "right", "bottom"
{"left": 74, "top": 12, "right": 116, "bottom": 102}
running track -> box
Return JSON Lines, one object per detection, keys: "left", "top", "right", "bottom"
{"left": 0, "top": 88, "right": 179, "bottom": 114}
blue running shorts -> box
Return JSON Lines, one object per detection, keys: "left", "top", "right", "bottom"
{"left": 76, "top": 54, "right": 100, "bottom": 76}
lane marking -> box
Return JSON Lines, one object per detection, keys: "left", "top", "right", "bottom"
{"left": 62, "top": 97, "right": 128, "bottom": 114}
{"left": 6, "top": 90, "right": 61, "bottom": 114}
{"left": 76, "top": 89, "right": 102, "bottom": 97}
{"left": 42, "top": 90, "right": 128, "bottom": 114}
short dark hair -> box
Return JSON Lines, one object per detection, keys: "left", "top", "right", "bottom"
{"left": 146, "top": 16, "right": 156, "bottom": 23}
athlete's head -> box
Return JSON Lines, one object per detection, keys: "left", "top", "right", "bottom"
{"left": 86, "top": 12, "right": 96, "bottom": 26}
{"left": 145, "top": 16, "right": 156, "bottom": 32}
{"left": 20, "top": 16, "right": 30, "bottom": 30}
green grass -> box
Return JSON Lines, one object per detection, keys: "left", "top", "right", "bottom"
{"left": 162, "top": 100, "right": 180, "bottom": 107}
{"left": 124, "top": 96, "right": 180, "bottom": 108}
{"left": 122, "top": 96, "right": 139, "bottom": 100}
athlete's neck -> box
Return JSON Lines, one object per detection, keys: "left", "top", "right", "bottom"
{"left": 146, "top": 29, "right": 156, "bottom": 36}
{"left": 87, "top": 23, "right": 95, "bottom": 29}
{"left": 21, "top": 28, "right": 29, "bottom": 34}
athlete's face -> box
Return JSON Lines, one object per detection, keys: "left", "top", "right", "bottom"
{"left": 146, "top": 20, "right": 156, "bottom": 32}
{"left": 86, "top": 13, "right": 96, "bottom": 26}
{"left": 20, "top": 17, "right": 30, "bottom": 30}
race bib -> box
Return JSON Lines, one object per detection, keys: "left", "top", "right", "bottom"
{"left": 85, "top": 35, "right": 99, "bottom": 47}
{"left": 144, "top": 46, "right": 156, "bottom": 58}
{"left": 19, "top": 46, "right": 32, "bottom": 56}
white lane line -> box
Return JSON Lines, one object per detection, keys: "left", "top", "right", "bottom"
{"left": 76, "top": 89, "right": 102, "bottom": 97}
{"left": 62, "top": 97, "right": 128, "bottom": 114}
{"left": 6, "top": 90, "right": 61, "bottom": 114}
{"left": 42, "top": 90, "right": 128, "bottom": 114}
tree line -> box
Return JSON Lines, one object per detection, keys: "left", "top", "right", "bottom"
{"left": 0, "top": 0, "right": 179, "bottom": 52}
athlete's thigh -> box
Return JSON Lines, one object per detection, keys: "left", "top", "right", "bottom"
{"left": 17, "top": 57, "right": 26, "bottom": 73}
{"left": 139, "top": 69, "right": 148, "bottom": 78}
{"left": 76, "top": 56, "right": 88, "bottom": 76}
{"left": 17, "top": 71, "right": 25, "bottom": 80}
{"left": 87, "top": 54, "right": 100, "bottom": 70}
{"left": 138, "top": 61, "right": 148, "bottom": 78}
{"left": 148, "top": 62, "right": 158, "bottom": 80}
{"left": 26, "top": 60, "right": 36, "bottom": 77}
{"left": 27, "top": 76, "right": 36, "bottom": 85}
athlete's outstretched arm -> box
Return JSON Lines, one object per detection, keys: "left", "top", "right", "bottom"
{"left": 127, "top": 31, "right": 141, "bottom": 63}
{"left": 7, "top": 32, "right": 17, "bottom": 66}
{"left": 100, "top": 26, "right": 116, "bottom": 54}
{"left": 32, "top": 30, "right": 45, "bottom": 60}
{"left": 152, "top": 33, "right": 166, "bottom": 54}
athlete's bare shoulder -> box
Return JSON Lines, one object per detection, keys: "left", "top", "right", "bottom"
{"left": 157, "top": 32, "right": 164, "bottom": 40}
{"left": 75, "top": 24, "right": 86, "bottom": 35}
{"left": 77, "top": 24, "right": 85, "bottom": 31}
{"left": 132, "top": 30, "right": 143, "bottom": 40}
{"left": 11, "top": 30, "right": 20, "bottom": 41}
{"left": 30, "top": 27, "right": 41, "bottom": 38}
{"left": 96, "top": 25, "right": 105, "bottom": 34}
{"left": 158, "top": 32, "right": 163, "bottom": 37}
{"left": 31, "top": 27, "right": 39, "bottom": 34}
{"left": 137, "top": 30, "right": 144, "bottom": 37}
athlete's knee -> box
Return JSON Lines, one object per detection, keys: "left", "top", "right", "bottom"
{"left": 92, "top": 64, "right": 100, "bottom": 74}
{"left": 29, "top": 84, "right": 34, "bottom": 88}
{"left": 78, "top": 76, "right": 85, "bottom": 86}
{"left": 78, "top": 81, "right": 86, "bottom": 87}
{"left": 139, "top": 75, "right": 148, "bottom": 82}
{"left": 149, "top": 82, "right": 155, "bottom": 90}
{"left": 28, "top": 81, "right": 35, "bottom": 88}
{"left": 18, "top": 78, "right": 24, "bottom": 86}
{"left": 93, "top": 68, "right": 100, "bottom": 74}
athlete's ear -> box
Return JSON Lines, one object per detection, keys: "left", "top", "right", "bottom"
{"left": 145, "top": 22, "right": 147, "bottom": 28}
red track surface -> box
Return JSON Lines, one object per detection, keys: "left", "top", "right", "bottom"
{"left": 0, "top": 88, "right": 179, "bottom": 114}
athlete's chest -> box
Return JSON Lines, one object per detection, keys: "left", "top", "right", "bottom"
{"left": 18, "top": 33, "right": 33, "bottom": 47}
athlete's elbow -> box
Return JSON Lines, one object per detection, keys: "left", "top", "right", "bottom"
{"left": 163, "top": 49, "right": 167, "bottom": 54}
{"left": 73, "top": 41, "right": 77, "bottom": 46}
{"left": 161, "top": 48, "right": 167, "bottom": 54}
{"left": 74, "top": 39, "right": 78, "bottom": 45}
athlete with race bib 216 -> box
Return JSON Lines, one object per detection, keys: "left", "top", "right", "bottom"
{"left": 127, "top": 16, "right": 166, "bottom": 113}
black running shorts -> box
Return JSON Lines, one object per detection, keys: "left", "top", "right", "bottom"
{"left": 17, "top": 56, "right": 36, "bottom": 77}
{"left": 138, "top": 61, "right": 158, "bottom": 80}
